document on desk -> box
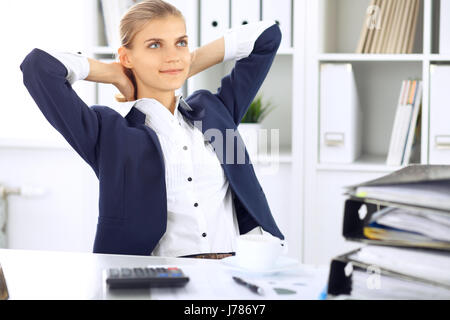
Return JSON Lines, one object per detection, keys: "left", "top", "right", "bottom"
{"left": 148, "top": 263, "right": 329, "bottom": 300}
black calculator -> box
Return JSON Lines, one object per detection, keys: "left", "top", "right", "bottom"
{"left": 106, "top": 267, "right": 189, "bottom": 289}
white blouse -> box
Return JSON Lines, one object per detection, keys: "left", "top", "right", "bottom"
{"left": 47, "top": 19, "right": 276, "bottom": 257}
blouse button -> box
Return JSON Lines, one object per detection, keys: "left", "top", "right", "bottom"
{"left": 183, "top": 146, "right": 188, "bottom": 151}
{"left": 194, "top": 203, "right": 198, "bottom": 207}
{"left": 187, "top": 177, "right": 192, "bottom": 182}
{"left": 202, "top": 233, "right": 207, "bottom": 238}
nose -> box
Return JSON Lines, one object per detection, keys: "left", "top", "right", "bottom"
{"left": 164, "top": 46, "right": 181, "bottom": 63}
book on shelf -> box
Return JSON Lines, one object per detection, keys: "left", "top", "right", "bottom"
{"left": 356, "top": 0, "right": 420, "bottom": 54}
{"left": 386, "top": 79, "right": 422, "bottom": 167}
{"left": 326, "top": 165, "right": 450, "bottom": 299}
{"left": 100, "top": 0, "right": 138, "bottom": 49}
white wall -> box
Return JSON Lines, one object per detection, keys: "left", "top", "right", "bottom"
{"left": 0, "top": 0, "right": 98, "bottom": 252}
{"left": 0, "top": 0, "right": 96, "bottom": 144}
{"left": 1, "top": 147, "right": 98, "bottom": 252}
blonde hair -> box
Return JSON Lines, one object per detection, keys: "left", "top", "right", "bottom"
{"left": 115, "top": 0, "right": 185, "bottom": 102}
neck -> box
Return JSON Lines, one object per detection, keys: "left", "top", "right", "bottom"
{"left": 136, "top": 86, "right": 177, "bottom": 115}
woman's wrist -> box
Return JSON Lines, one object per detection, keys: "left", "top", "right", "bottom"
{"left": 85, "top": 58, "right": 120, "bottom": 85}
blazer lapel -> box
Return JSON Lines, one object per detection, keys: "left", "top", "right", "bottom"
{"left": 177, "top": 97, "right": 206, "bottom": 123}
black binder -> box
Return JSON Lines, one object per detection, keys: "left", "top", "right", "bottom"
{"left": 342, "top": 197, "right": 450, "bottom": 250}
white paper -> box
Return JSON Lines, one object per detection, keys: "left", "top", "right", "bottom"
{"left": 348, "top": 245, "right": 450, "bottom": 286}
{"left": 148, "top": 263, "right": 329, "bottom": 300}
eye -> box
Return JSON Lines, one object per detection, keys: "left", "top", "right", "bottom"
{"left": 148, "top": 40, "right": 188, "bottom": 49}
{"left": 148, "top": 42, "right": 160, "bottom": 49}
{"left": 178, "top": 39, "right": 188, "bottom": 47}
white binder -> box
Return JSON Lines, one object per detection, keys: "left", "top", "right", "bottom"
{"left": 319, "top": 64, "right": 362, "bottom": 164}
{"left": 200, "top": 0, "right": 230, "bottom": 45}
{"left": 231, "top": 0, "right": 261, "bottom": 28}
{"left": 440, "top": 0, "right": 450, "bottom": 54}
{"left": 429, "top": 65, "right": 450, "bottom": 164}
{"left": 262, "top": 0, "right": 292, "bottom": 48}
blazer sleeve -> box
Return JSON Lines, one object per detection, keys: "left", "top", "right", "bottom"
{"left": 20, "top": 48, "right": 100, "bottom": 171}
{"left": 214, "top": 22, "right": 282, "bottom": 126}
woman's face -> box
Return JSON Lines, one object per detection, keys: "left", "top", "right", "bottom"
{"left": 120, "top": 15, "right": 191, "bottom": 93}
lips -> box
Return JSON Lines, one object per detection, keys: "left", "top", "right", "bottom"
{"left": 160, "top": 69, "right": 183, "bottom": 74}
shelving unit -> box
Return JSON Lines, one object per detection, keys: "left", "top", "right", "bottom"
{"left": 302, "top": 0, "right": 450, "bottom": 265}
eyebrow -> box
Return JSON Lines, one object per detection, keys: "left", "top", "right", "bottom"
{"left": 144, "top": 35, "right": 188, "bottom": 43}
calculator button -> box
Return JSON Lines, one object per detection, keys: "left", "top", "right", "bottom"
{"left": 144, "top": 268, "right": 155, "bottom": 276}
{"left": 108, "top": 269, "right": 120, "bottom": 278}
{"left": 120, "top": 268, "right": 133, "bottom": 277}
{"left": 133, "top": 268, "right": 145, "bottom": 277}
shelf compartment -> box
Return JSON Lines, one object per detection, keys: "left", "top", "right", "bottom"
{"left": 318, "top": 60, "right": 423, "bottom": 167}
{"left": 318, "top": 53, "right": 425, "bottom": 62}
{"left": 318, "top": 0, "right": 424, "bottom": 54}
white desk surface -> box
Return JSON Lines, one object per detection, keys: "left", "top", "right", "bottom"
{"left": 0, "top": 249, "right": 329, "bottom": 300}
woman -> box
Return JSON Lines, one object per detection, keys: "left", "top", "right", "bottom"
{"left": 20, "top": 0, "right": 284, "bottom": 258}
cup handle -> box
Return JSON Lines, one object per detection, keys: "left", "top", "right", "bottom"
{"left": 281, "top": 240, "right": 288, "bottom": 255}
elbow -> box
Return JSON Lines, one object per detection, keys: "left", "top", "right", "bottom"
{"left": 20, "top": 48, "right": 67, "bottom": 82}
{"left": 254, "top": 23, "right": 282, "bottom": 54}
{"left": 20, "top": 48, "right": 44, "bottom": 76}
{"left": 271, "top": 23, "right": 282, "bottom": 50}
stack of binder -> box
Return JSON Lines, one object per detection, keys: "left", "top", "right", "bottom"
{"left": 326, "top": 165, "right": 450, "bottom": 299}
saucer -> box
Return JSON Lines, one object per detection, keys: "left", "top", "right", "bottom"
{"left": 221, "top": 256, "right": 299, "bottom": 275}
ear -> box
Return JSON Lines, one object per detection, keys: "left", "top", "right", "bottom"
{"left": 118, "top": 47, "right": 133, "bottom": 69}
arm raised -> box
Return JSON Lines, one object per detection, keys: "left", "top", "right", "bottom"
{"left": 188, "top": 37, "right": 225, "bottom": 79}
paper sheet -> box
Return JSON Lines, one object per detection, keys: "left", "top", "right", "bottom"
{"left": 147, "top": 263, "right": 329, "bottom": 300}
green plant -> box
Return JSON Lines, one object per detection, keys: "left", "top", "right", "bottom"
{"left": 241, "top": 94, "right": 276, "bottom": 123}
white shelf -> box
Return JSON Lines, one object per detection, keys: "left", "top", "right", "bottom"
{"left": 318, "top": 54, "right": 450, "bottom": 62}
{"left": 318, "top": 53, "right": 425, "bottom": 62}
{"left": 429, "top": 54, "right": 450, "bottom": 61}
{"left": 316, "top": 154, "right": 404, "bottom": 173}
{"left": 92, "top": 46, "right": 117, "bottom": 55}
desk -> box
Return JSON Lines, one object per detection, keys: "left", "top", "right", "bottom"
{"left": 0, "top": 249, "right": 329, "bottom": 300}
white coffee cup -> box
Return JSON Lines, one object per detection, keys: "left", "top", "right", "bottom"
{"left": 235, "top": 234, "right": 288, "bottom": 271}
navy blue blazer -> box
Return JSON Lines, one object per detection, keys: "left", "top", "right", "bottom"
{"left": 20, "top": 23, "right": 284, "bottom": 256}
